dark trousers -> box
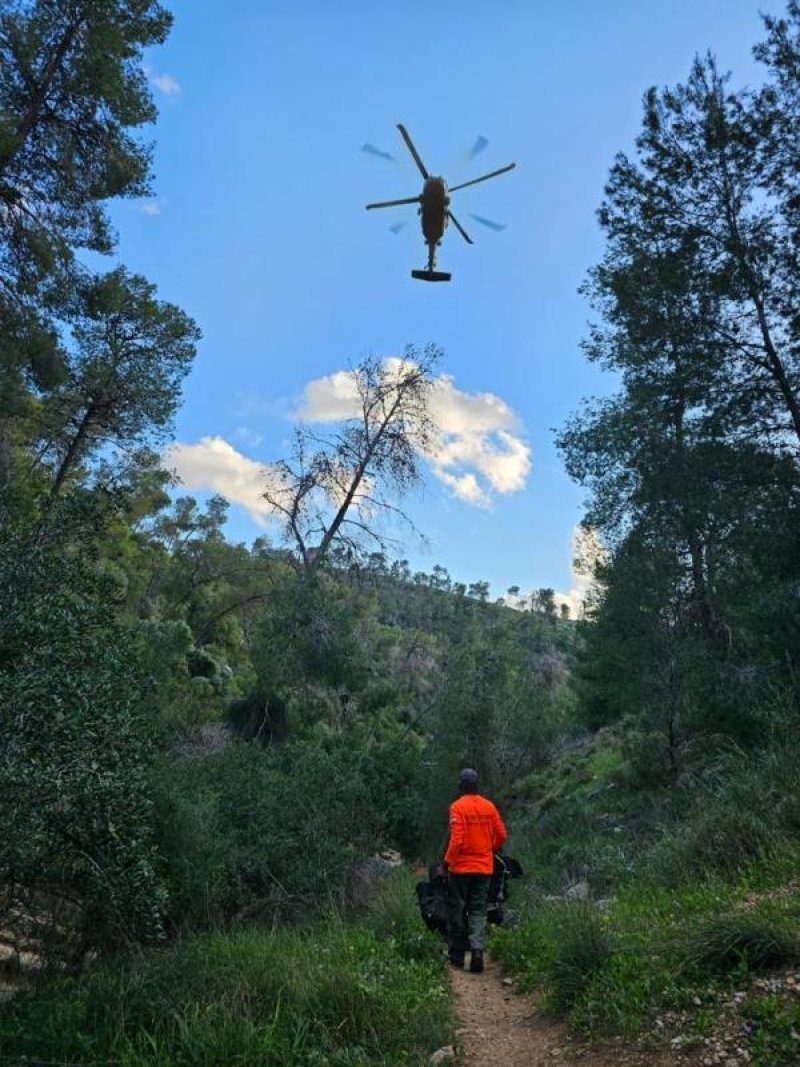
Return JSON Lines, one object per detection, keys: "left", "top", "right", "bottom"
{"left": 447, "top": 873, "right": 490, "bottom": 960}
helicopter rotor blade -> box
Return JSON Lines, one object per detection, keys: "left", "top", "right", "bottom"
{"left": 389, "top": 220, "right": 408, "bottom": 234}
{"left": 448, "top": 211, "right": 473, "bottom": 245}
{"left": 396, "top": 124, "right": 429, "bottom": 180}
{"left": 448, "top": 162, "right": 516, "bottom": 194}
{"left": 366, "top": 196, "right": 420, "bottom": 210}
{"left": 470, "top": 213, "right": 506, "bottom": 232}
{"left": 470, "top": 135, "right": 489, "bottom": 158}
{"left": 362, "top": 143, "right": 395, "bottom": 161}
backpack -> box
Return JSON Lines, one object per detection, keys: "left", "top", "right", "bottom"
{"left": 415, "top": 865, "right": 450, "bottom": 938}
{"left": 487, "top": 853, "right": 524, "bottom": 926}
{"left": 415, "top": 855, "right": 523, "bottom": 937}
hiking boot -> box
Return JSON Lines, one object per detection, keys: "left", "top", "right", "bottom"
{"left": 448, "top": 953, "right": 465, "bottom": 969}
{"left": 469, "top": 949, "right": 484, "bottom": 974}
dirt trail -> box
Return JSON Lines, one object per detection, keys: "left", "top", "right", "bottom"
{"left": 449, "top": 955, "right": 568, "bottom": 1066}
{"left": 449, "top": 954, "right": 686, "bottom": 1067}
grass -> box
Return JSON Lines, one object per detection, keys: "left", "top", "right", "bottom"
{"left": 492, "top": 868, "right": 800, "bottom": 1039}
{"left": 504, "top": 731, "right": 650, "bottom": 894}
{"left": 0, "top": 872, "right": 452, "bottom": 1066}
{"left": 673, "top": 912, "right": 800, "bottom": 978}
{"left": 494, "top": 727, "right": 800, "bottom": 1049}
{"left": 742, "top": 995, "right": 800, "bottom": 1066}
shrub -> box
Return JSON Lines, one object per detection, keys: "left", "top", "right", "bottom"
{"left": 673, "top": 912, "right": 800, "bottom": 978}
{"left": 152, "top": 737, "right": 427, "bottom": 929}
{"left": 362, "top": 868, "right": 442, "bottom": 962}
{"left": 492, "top": 900, "right": 612, "bottom": 1013}
{"left": 545, "top": 902, "right": 613, "bottom": 1012}
{"left": 644, "top": 803, "right": 780, "bottom": 885}
{"left": 0, "top": 521, "right": 166, "bottom": 958}
{"left": 743, "top": 995, "right": 800, "bottom": 1067}
{"left": 0, "top": 922, "right": 452, "bottom": 1065}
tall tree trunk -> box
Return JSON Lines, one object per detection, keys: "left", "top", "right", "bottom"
{"left": 0, "top": 15, "right": 84, "bottom": 175}
{"left": 671, "top": 379, "right": 720, "bottom": 645}
{"left": 717, "top": 158, "right": 800, "bottom": 444}
{"left": 308, "top": 392, "right": 404, "bottom": 573}
{"left": 749, "top": 287, "right": 800, "bottom": 444}
{"left": 50, "top": 404, "right": 95, "bottom": 498}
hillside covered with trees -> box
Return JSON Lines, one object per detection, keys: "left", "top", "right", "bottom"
{"left": 1, "top": 1, "right": 800, "bottom": 1065}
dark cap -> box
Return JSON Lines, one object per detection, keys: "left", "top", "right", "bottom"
{"left": 458, "top": 768, "right": 479, "bottom": 786}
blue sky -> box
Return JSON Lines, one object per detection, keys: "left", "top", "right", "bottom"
{"left": 111, "top": 0, "right": 770, "bottom": 598}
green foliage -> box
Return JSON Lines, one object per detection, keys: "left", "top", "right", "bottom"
{"left": 152, "top": 737, "right": 427, "bottom": 928}
{"left": 559, "top": 0, "right": 800, "bottom": 756}
{"left": 643, "top": 801, "right": 778, "bottom": 886}
{"left": 0, "top": 512, "right": 166, "bottom": 955}
{"left": 743, "top": 995, "right": 800, "bottom": 1067}
{"left": 673, "top": 912, "right": 800, "bottom": 978}
{"left": 420, "top": 597, "right": 573, "bottom": 854}
{"left": 505, "top": 699, "right": 800, "bottom": 900}
{"left": 513, "top": 23, "right": 800, "bottom": 1052}
{"left": 45, "top": 267, "right": 200, "bottom": 495}
{"left": 251, "top": 571, "right": 375, "bottom": 703}
{"left": 0, "top": 0, "right": 173, "bottom": 440}
{"left": 546, "top": 905, "right": 612, "bottom": 1013}
{"left": 494, "top": 863, "right": 800, "bottom": 1040}
{"left": 493, "top": 900, "right": 611, "bottom": 1013}
{"left": 504, "top": 731, "right": 644, "bottom": 892}
{"left": 361, "top": 870, "right": 443, "bottom": 962}
{"left": 640, "top": 729, "right": 800, "bottom": 885}
{"left": 0, "top": 917, "right": 452, "bottom": 1065}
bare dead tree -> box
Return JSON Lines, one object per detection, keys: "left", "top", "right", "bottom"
{"left": 263, "top": 344, "right": 440, "bottom": 573}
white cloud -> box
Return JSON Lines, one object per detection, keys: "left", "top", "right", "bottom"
{"left": 234, "top": 426, "right": 264, "bottom": 447}
{"left": 169, "top": 360, "right": 530, "bottom": 526}
{"left": 151, "top": 72, "right": 181, "bottom": 96}
{"left": 428, "top": 374, "right": 519, "bottom": 437}
{"left": 139, "top": 200, "right": 162, "bottom": 216}
{"left": 163, "top": 437, "right": 278, "bottom": 525}
{"left": 300, "top": 369, "right": 360, "bottom": 422}
{"left": 554, "top": 525, "right": 607, "bottom": 618}
{"left": 427, "top": 427, "right": 530, "bottom": 503}
{"left": 435, "top": 470, "right": 488, "bottom": 506}
{"left": 299, "top": 359, "right": 531, "bottom": 507}
{"left": 506, "top": 525, "right": 607, "bottom": 619}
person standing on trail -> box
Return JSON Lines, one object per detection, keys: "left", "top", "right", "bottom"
{"left": 442, "top": 767, "right": 507, "bottom": 974}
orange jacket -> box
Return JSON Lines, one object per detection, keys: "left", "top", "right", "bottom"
{"left": 444, "top": 793, "right": 507, "bottom": 875}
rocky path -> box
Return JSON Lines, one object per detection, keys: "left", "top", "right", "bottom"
{"left": 448, "top": 954, "right": 690, "bottom": 1067}
{"left": 449, "top": 955, "right": 570, "bottom": 1066}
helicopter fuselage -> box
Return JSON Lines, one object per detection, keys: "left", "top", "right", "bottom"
{"left": 420, "top": 176, "right": 449, "bottom": 249}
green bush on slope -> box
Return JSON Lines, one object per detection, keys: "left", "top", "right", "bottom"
{"left": 0, "top": 873, "right": 452, "bottom": 1066}
{"left": 152, "top": 736, "right": 426, "bottom": 929}
{"left": 493, "top": 876, "right": 800, "bottom": 1038}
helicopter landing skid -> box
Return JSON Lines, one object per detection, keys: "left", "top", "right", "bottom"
{"left": 411, "top": 269, "right": 451, "bottom": 282}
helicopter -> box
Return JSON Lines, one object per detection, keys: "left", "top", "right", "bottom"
{"left": 365, "top": 124, "right": 515, "bottom": 282}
